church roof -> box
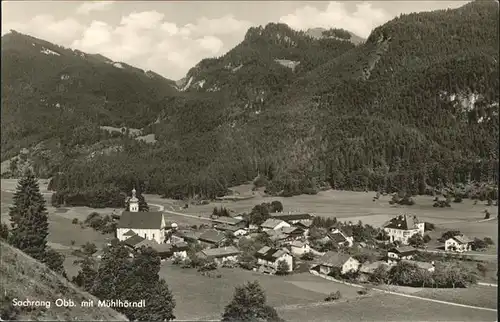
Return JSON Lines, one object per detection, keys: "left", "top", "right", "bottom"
{"left": 118, "top": 211, "right": 163, "bottom": 229}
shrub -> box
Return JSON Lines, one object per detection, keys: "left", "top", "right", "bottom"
{"left": 324, "top": 291, "right": 342, "bottom": 301}
{"left": 275, "top": 260, "right": 290, "bottom": 275}
{"left": 357, "top": 287, "right": 370, "bottom": 295}
{"left": 484, "top": 211, "right": 491, "bottom": 219}
{"left": 300, "top": 252, "right": 314, "bottom": 261}
{"left": 172, "top": 254, "right": 183, "bottom": 265}
{"left": 472, "top": 238, "right": 488, "bottom": 250}
{"left": 198, "top": 261, "right": 217, "bottom": 272}
{"left": 484, "top": 237, "right": 494, "bottom": 245}
{"left": 477, "top": 263, "right": 488, "bottom": 276}
{"left": 72, "top": 218, "right": 79, "bottom": 224}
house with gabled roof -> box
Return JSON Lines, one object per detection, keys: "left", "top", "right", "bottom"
{"left": 214, "top": 224, "right": 247, "bottom": 237}
{"left": 327, "top": 228, "right": 354, "bottom": 247}
{"left": 260, "top": 218, "right": 291, "bottom": 232}
{"left": 198, "top": 229, "right": 227, "bottom": 248}
{"left": 318, "top": 251, "right": 360, "bottom": 275}
{"left": 255, "top": 246, "right": 293, "bottom": 274}
{"left": 211, "top": 217, "right": 247, "bottom": 228}
{"left": 383, "top": 214, "right": 425, "bottom": 245}
{"left": 289, "top": 240, "right": 311, "bottom": 256}
{"left": 445, "top": 235, "right": 473, "bottom": 252}
{"left": 116, "top": 188, "right": 167, "bottom": 244}
{"left": 387, "top": 246, "right": 418, "bottom": 265}
{"left": 122, "top": 234, "right": 146, "bottom": 249}
{"left": 271, "top": 212, "right": 313, "bottom": 224}
{"left": 196, "top": 246, "right": 241, "bottom": 265}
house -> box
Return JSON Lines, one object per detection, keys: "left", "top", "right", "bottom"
{"left": 402, "top": 260, "right": 435, "bottom": 272}
{"left": 318, "top": 251, "right": 360, "bottom": 275}
{"left": 328, "top": 228, "right": 354, "bottom": 247}
{"left": 116, "top": 189, "right": 166, "bottom": 244}
{"left": 214, "top": 224, "right": 247, "bottom": 237}
{"left": 150, "top": 243, "right": 173, "bottom": 259}
{"left": 172, "top": 242, "right": 189, "bottom": 259}
{"left": 383, "top": 214, "right": 425, "bottom": 245}
{"left": 387, "top": 246, "right": 418, "bottom": 265}
{"left": 358, "top": 261, "right": 390, "bottom": 282}
{"left": 292, "top": 219, "right": 313, "bottom": 231}
{"left": 122, "top": 234, "right": 146, "bottom": 249}
{"left": 198, "top": 229, "right": 227, "bottom": 248}
{"left": 255, "top": 246, "right": 294, "bottom": 274}
{"left": 196, "top": 246, "right": 241, "bottom": 265}
{"left": 271, "top": 212, "right": 313, "bottom": 224}
{"left": 445, "top": 235, "right": 473, "bottom": 252}
{"left": 169, "top": 230, "right": 201, "bottom": 244}
{"left": 211, "top": 217, "right": 247, "bottom": 228}
{"left": 279, "top": 226, "right": 306, "bottom": 240}
{"left": 289, "top": 240, "right": 311, "bottom": 256}
{"left": 260, "top": 218, "right": 291, "bottom": 232}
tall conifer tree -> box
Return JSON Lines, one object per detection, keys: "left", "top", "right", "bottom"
{"left": 8, "top": 169, "right": 49, "bottom": 261}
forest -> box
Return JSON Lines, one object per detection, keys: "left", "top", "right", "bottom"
{"left": 2, "top": 1, "right": 499, "bottom": 207}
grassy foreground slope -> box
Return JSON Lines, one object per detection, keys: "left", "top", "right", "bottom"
{"left": 0, "top": 241, "right": 128, "bottom": 321}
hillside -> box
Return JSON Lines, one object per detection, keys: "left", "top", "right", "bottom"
{"left": 2, "top": 1, "right": 499, "bottom": 205}
{"left": 0, "top": 241, "right": 128, "bottom": 321}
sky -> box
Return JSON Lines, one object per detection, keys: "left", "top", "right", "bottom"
{"left": 2, "top": 1, "right": 471, "bottom": 80}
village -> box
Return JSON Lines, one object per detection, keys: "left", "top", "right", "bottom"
{"left": 104, "top": 188, "right": 495, "bottom": 286}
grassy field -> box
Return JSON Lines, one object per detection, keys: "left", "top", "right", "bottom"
{"left": 413, "top": 285, "right": 498, "bottom": 309}
{"left": 159, "top": 265, "right": 375, "bottom": 320}
{"left": 277, "top": 292, "right": 497, "bottom": 322}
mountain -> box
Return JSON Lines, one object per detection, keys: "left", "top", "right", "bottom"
{"left": 0, "top": 241, "right": 128, "bottom": 321}
{"left": 1, "top": 30, "right": 179, "bottom": 161}
{"left": 2, "top": 1, "right": 499, "bottom": 204}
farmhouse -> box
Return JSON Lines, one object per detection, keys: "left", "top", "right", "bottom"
{"left": 214, "top": 224, "right": 247, "bottom": 236}
{"left": 292, "top": 219, "right": 313, "bottom": 230}
{"left": 122, "top": 234, "right": 146, "bottom": 249}
{"left": 211, "top": 217, "right": 246, "bottom": 228}
{"left": 255, "top": 246, "right": 293, "bottom": 274}
{"left": 387, "top": 246, "right": 418, "bottom": 265}
{"left": 318, "top": 251, "right": 360, "bottom": 275}
{"left": 327, "top": 228, "right": 354, "bottom": 247}
{"left": 260, "top": 218, "right": 291, "bottom": 231}
{"left": 169, "top": 230, "right": 201, "bottom": 244}
{"left": 196, "top": 246, "right": 240, "bottom": 265}
{"left": 271, "top": 212, "right": 313, "bottom": 224}
{"left": 116, "top": 188, "right": 166, "bottom": 244}
{"left": 445, "top": 235, "right": 473, "bottom": 252}
{"left": 198, "top": 229, "right": 227, "bottom": 248}
{"left": 289, "top": 240, "right": 311, "bottom": 256}
{"left": 383, "top": 214, "right": 425, "bottom": 245}
{"left": 171, "top": 242, "right": 189, "bottom": 259}
{"left": 359, "top": 261, "right": 390, "bottom": 282}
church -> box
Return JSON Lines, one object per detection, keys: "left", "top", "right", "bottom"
{"left": 116, "top": 188, "right": 167, "bottom": 244}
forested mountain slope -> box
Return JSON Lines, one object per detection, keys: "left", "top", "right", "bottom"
{"left": 2, "top": 1, "right": 499, "bottom": 206}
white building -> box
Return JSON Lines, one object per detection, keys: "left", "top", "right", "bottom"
{"left": 289, "top": 240, "right": 311, "bottom": 256}
{"left": 445, "top": 235, "right": 473, "bottom": 253}
{"left": 383, "top": 214, "right": 425, "bottom": 245}
{"left": 116, "top": 188, "right": 167, "bottom": 244}
{"left": 260, "top": 218, "right": 291, "bottom": 232}
{"left": 318, "top": 251, "right": 360, "bottom": 275}
{"left": 196, "top": 246, "right": 241, "bottom": 265}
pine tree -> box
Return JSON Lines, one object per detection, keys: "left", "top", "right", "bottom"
{"left": 222, "top": 281, "right": 284, "bottom": 322}
{"left": 8, "top": 169, "right": 49, "bottom": 261}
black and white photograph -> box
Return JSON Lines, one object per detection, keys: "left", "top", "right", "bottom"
{"left": 0, "top": 0, "right": 498, "bottom": 321}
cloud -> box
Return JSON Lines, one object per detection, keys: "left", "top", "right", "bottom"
{"left": 279, "top": 1, "right": 390, "bottom": 38}
{"left": 2, "top": 10, "right": 249, "bottom": 80}
{"left": 76, "top": 1, "right": 115, "bottom": 15}
{"left": 2, "top": 14, "right": 83, "bottom": 44}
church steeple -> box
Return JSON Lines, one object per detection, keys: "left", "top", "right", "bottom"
{"left": 129, "top": 188, "right": 139, "bottom": 212}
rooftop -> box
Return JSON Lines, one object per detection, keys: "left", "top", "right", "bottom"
{"left": 271, "top": 213, "right": 313, "bottom": 221}
{"left": 255, "top": 246, "right": 290, "bottom": 261}
{"left": 199, "top": 246, "right": 240, "bottom": 258}
{"left": 198, "top": 229, "right": 226, "bottom": 244}
{"left": 118, "top": 211, "right": 164, "bottom": 229}
{"left": 383, "top": 214, "right": 421, "bottom": 230}
{"left": 122, "top": 234, "right": 145, "bottom": 247}
{"left": 261, "top": 218, "right": 287, "bottom": 229}
{"left": 320, "top": 251, "right": 354, "bottom": 267}
{"left": 451, "top": 235, "right": 473, "bottom": 244}
{"left": 327, "top": 232, "right": 348, "bottom": 243}
{"left": 389, "top": 246, "right": 418, "bottom": 255}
